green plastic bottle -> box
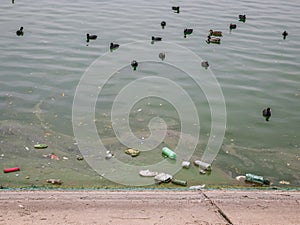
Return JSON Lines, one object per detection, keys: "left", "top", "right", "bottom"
{"left": 246, "top": 173, "right": 270, "bottom": 185}
{"left": 162, "top": 147, "right": 176, "bottom": 159}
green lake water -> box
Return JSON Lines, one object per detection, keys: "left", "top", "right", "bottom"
{"left": 0, "top": 0, "right": 299, "bottom": 189}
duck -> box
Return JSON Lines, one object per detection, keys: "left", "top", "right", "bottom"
{"left": 282, "top": 31, "right": 288, "bottom": 40}
{"left": 86, "top": 33, "right": 97, "bottom": 42}
{"left": 201, "top": 61, "right": 209, "bottom": 69}
{"left": 159, "top": 52, "right": 165, "bottom": 61}
{"left": 262, "top": 107, "right": 271, "bottom": 121}
{"left": 184, "top": 28, "right": 193, "bottom": 38}
{"left": 16, "top": 27, "right": 24, "bottom": 36}
{"left": 184, "top": 28, "right": 193, "bottom": 35}
{"left": 131, "top": 60, "right": 138, "bottom": 71}
{"left": 239, "top": 15, "right": 246, "bottom": 22}
{"left": 230, "top": 23, "right": 237, "bottom": 30}
{"left": 209, "top": 30, "right": 222, "bottom": 37}
{"left": 172, "top": 6, "right": 180, "bottom": 13}
{"left": 110, "top": 42, "right": 119, "bottom": 50}
{"left": 206, "top": 36, "right": 220, "bottom": 44}
{"left": 161, "top": 21, "right": 166, "bottom": 29}
{"left": 152, "top": 36, "right": 162, "bottom": 41}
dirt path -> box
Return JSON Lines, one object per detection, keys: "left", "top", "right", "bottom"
{"left": 0, "top": 190, "right": 299, "bottom": 225}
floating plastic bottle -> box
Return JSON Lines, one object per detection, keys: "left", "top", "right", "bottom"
{"left": 171, "top": 179, "right": 187, "bottom": 186}
{"left": 194, "top": 160, "right": 211, "bottom": 171}
{"left": 3, "top": 167, "right": 20, "bottom": 173}
{"left": 246, "top": 173, "right": 270, "bottom": 185}
{"left": 162, "top": 147, "right": 176, "bottom": 159}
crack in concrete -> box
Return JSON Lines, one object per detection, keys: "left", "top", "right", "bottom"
{"left": 201, "top": 191, "right": 233, "bottom": 225}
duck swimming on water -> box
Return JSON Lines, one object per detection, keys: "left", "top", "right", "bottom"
{"left": 152, "top": 36, "right": 162, "bottom": 41}
{"left": 110, "top": 42, "right": 119, "bottom": 50}
{"left": 172, "top": 6, "right": 180, "bottom": 13}
{"left": 161, "top": 21, "right": 166, "bottom": 29}
{"left": 230, "top": 24, "right": 237, "bottom": 30}
{"left": 184, "top": 28, "right": 193, "bottom": 35}
{"left": 131, "top": 60, "right": 138, "bottom": 71}
{"left": 86, "top": 33, "right": 97, "bottom": 42}
{"left": 209, "top": 30, "right": 222, "bottom": 37}
{"left": 16, "top": 27, "right": 24, "bottom": 36}
{"left": 282, "top": 31, "right": 288, "bottom": 40}
{"left": 239, "top": 15, "right": 246, "bottom": 22}
{"left": 201, "top": 61, "right": 209, "bottom": 69}
{"left": 206, "top": 36, "right": 220, "bottom": 44}
{"left": 159, "top": 52, "right": 165, "bottom": 61}
{"left": 262, "top": 107, "right": 271, "bottom": 121}
{"left": 184, "top": 28, "right": 193, "bottom": 38}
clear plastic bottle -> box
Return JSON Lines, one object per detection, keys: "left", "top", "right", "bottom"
{"left": 194, "top": 160, "right": 211, "bottom": 171}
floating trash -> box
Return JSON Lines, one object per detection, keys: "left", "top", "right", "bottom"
{"left": 171, "top": 179, "right": 187, "bottom": 186}
{"left": 279, "top": 180, "right": 290, "bottom": 185}
{"left": 3, "top": 167, "right": 20, "bottom": 173}
{"left": 154, "top": 173, "right": 172, "bottom": 184}
{"left": 181, "top": 161, "right": 190, "bottom": 168}
{"left": 50, "top": 153, "right": 59, "bottom": 160}
{"left": 76, "top": 155, "right": 84, "bottom": 161}
{"left": 34, "top": 144, "right": 48, "bottom": 149}
{"left": 125, "top": 148, "right": 140, "bottom": 157}
{"left": 245, "top": 173, "right": 270, "bottom": 185}
{"left": 235, "top": 175, "right": 246, "bottom": 182}
{"left": 105, "top": 150, "right": 113, "bottom": 159}
{"left": 162, "top": 147, "right": 176, "bottom": 159}
{"left": 46, "top": 179, "right": 62, "bottom": 185}
{"left": 139, "top": 169, "right": 159, "bottom": 177}
{"left": 189, "top": 184, "right": 205, "bottom": 190}
{"left": 194, "top": 160, "right": 211, "bottom": 171}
